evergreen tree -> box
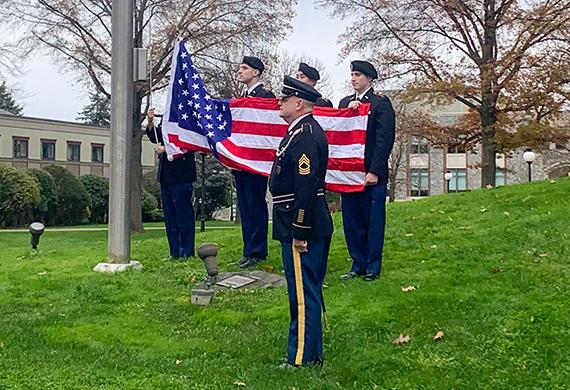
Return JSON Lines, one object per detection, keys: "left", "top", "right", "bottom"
{"left": 76, "top": 92, "right": 110, "bottom": 126}
{"left": 0, "top": 81, "right": 23, "bottom": 116}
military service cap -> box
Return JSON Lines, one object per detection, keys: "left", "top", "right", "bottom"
{"left": 351, "top": 60, "right": 378, "bottom": 79}
{"left": 242, "top": 56, "right": 265, "bottom": 74}
{"left": 280, "top": 75, "right": 322, "bottom": 103}
{"left": 298, "top": 62, "right": 320, "bottom": 81}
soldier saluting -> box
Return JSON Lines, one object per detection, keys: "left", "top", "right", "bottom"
{"left": 270, "top": 76, "right": 333, "bottom": 368}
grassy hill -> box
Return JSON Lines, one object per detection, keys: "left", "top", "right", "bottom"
{"left": 0, "top": 178, "right": 569, "bottom": 389}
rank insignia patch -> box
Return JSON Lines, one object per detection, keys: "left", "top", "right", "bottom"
{"left": 298, "top": 154, "right": 310, "bottom": 175}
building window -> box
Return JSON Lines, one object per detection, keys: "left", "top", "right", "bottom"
{"left": 41, "top": 140, "right": 56, "bottom": 160}
{"left": 410, "top": 136, "right": 429, "bottom": 154}
{"left": 13, "top": 137, "right": 28, "bottom": 159}
{"left": 410, "top": 169, "right": 429, "bottom": 196}
{"left": 448, "top": 169, "right": 467, "bottom": 192}
{"left": 448, "top": 144, "right": 466, "bottom": 154}
{"left": 67, "top": 142, "right": 81, "bottom": 161}
{"left": 495, "top": 168, "right": 506, "bottom": 187}
{"left": 92, "top": 144, "right": 104, "bottom": 163}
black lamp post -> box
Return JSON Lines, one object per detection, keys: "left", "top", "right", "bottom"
{"left": 523, "top": 149, "right": 536, "bottom": 182}
{"left": 200, "top": 153, "right": 206, "bottom": 232}
{"left": 444, "top": 171, "right": 453, "bottom": 193}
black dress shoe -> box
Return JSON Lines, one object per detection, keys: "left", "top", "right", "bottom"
{"left": 240, "top": 257, "right": 264, "bottom": 268}
{"left": 340, "top": 271, "right": 360, "bottom": 281}
{"left": 238, "top": 256, "right": 249, "bottom": 266}
{"left": 363, "top": 273, "right": 379, "bottom": 282}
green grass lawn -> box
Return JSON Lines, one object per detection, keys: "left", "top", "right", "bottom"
{"left": 1, "top": 179, "right": 569, "bottom": 389}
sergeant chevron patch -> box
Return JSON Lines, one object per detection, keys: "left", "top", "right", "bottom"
{"left": 298, "top": 154, "right": 311, "bottom": 175}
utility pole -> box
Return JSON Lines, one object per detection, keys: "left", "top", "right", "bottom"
{"left": 95, "top": 0, "right": 142, "bottom": 272}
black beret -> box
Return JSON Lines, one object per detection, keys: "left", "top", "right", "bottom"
{"left": 350, "top": 60, "right": 378, "bottom": 79}
{"left": 242, "top": 56, "right": 265, "bottom": 73}
{"left": 298, "top": 62, "right": 320, "bottom": 81}
{"left": 280, "top": 75, "right": 322, "bottom": 103}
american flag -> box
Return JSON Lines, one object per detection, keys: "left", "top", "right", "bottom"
{"left": 162, "top": 40, "right": 370, "bottom": 193}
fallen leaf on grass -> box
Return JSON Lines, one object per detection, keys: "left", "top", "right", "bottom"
{"left": 538, "top": 253, "right": 548, "bottom": 257}
{"left": 503, "top": 211, "right": 510, "bottom": 217}
{"left": 404, "top": 233, "right": 414, "bottom": 237}
{"left": 491, "top": 266, "right": 503, "bottom": 274}
{"left": 433, "top": 331, "right": 445, "bottom": 341}
{"left": 401, "top": 285, "right": 416, "bottom": 292}
{"left": 176, "top": 359, "right": 182, "bottom": 365}
{"left": 234, "top": 381, "right": 246, "bottom": 387}
{"left": 430, "top": 245, "right": 438, "bottom": 249}
{"left": 37, "top": 272, "right": 48, "bottom": 276}
{"left": 549, "top": 180, "right": 556, "bottom": 183}
{"left": 458, "top": 226, "right": 472, "bottom": 230}
{"left": 485, "top": 184, "right": 494, "bottom": 189}
{"left": 393, "top": 334, "right": 411, "bottom": 344}
{"left": 264, "top": 264, "right": 275, "bottom": 273}
{"left": 480, "top": 208, "right": 488, "bottom": 213}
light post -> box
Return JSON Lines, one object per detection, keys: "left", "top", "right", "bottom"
{"left": 523, "top": 149, "right": 536, "bottom": 182}
{"left": 444, "top": 171, "right": 453, "bottom": 193}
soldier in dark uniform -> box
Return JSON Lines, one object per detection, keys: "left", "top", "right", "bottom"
{"left": 338, "top": 60, "right": 396, "bottom": 282}
{"left": 145, "top": 107, "right": 197, "bottom": 258}
{"left": 234, "top": 56, "right": 275, "bottom": 268}
{"left": 295, "top": 62, "right": 333, "bottom": 107}
{"left": 270, "top": 76, "right": 333, "bottom": 368}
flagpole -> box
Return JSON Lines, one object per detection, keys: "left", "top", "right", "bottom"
{"left": 95, "top": 0, "right": 142, "bottom": 272}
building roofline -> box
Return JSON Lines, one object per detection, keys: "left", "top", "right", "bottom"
{"left": 0, "top": 113, "right": 110, "bottom": 131}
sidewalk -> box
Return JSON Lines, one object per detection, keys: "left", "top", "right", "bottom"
{"left": 0, "top": 225, "right": 238, "bottom": 233}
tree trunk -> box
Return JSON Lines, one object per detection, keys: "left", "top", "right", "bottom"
{"left": 480, "top": 113, "right": 497, "bottom": 187}
{"left": 130, "top": 95, "right": 144, "bottom": 233}
{"left": 479, "top": 89, "right": 498, "bottom": 187}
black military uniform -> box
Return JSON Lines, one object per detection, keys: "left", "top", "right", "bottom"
{"left": 338, "top": 60, "right": 395, "bottom": 280}
{"left": 297, "top": 62, "right": 333, "bottom": 108}
{"left": 146, "top": 123, "right": 197, "bottom": 258}
{"left": 234, "top": 56, "right": 275, "bottom": 268}
{"left": 270, "top": 76, "right": 333, "bottom": 367}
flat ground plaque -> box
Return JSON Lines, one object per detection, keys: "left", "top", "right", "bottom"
{"left": 216, "top": 275, "right": 256, "bottom": 289}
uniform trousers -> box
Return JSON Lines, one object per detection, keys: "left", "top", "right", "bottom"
{"left": 281, "top": 238, "right": 329, "bottom": 366}
{"left": 161, "top": 182, "right": 195, "bottom": 258}
{"left": 234, "top": 171, "right": 268, "bottom": 259}
{"left": 341, "top": 183, "right": 387, "bottom": 276}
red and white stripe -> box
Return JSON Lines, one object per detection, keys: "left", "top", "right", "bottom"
{"left": 164, "top": 97, "right": 369, "bottom": 193}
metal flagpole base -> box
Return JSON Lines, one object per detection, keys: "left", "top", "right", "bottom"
{"left": 93, "top": 261, "right": 143, "bottom": 273}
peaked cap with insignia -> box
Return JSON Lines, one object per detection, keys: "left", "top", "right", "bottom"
{"left": 280, "top": 75, "right": 322, "bottom": 103}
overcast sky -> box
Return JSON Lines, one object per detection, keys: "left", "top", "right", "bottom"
{"left": 12, "top": 2, "right": 356, "bottom": 122}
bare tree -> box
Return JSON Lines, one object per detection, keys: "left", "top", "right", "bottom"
{"left": 6, "top": 0, "right": 295, "bottom": 231}
{"left": 265, "top": 51, "right": 334, "bottom": 98}
{"left": 388, "top": 105, "right": 452, "bottom": 201}
{"left": 320, "top": 0, "right": 570, "bottom": 187}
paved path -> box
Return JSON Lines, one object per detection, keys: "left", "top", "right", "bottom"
{"left": 0, "top": 225, "right": 239, "bottom": 233}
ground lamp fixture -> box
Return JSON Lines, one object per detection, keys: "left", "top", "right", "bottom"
{"left": 191, "top": 243, "right": 219, "bottom": 306}
{"left": 523, "top": 149, "right": 536, "bottom": 182}
{"left": 29, "top": 222, "right": 45, "bottom": 250}
{"left": 444, "top": 171, "right": 453, "bottom": 192}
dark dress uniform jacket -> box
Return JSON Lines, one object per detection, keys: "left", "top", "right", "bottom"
{"left": 315, "top": 97, "right": 333, "bottom": 107}
{"left": 269, "top": 114, "right": 333, "bottom": 242}
{"left": 339, "top": 89, "right": 395, "bottom": 184}
{"left": 246, "top": 83, "right": 275, "bottom": 98}
{"left": 145, "top": 124, "right": 197, "bottom": 184}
